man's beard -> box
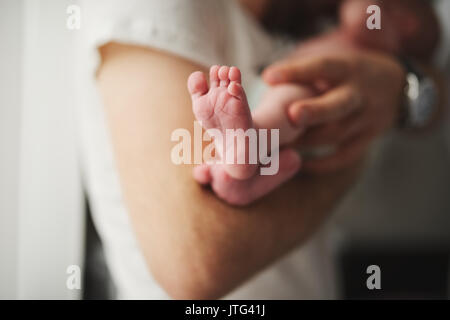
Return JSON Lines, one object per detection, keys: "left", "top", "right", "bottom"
{"left": 261, "top": 0, "right": 341, "bottom": 39}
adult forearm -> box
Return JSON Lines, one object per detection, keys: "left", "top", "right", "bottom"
{"left": 124, "top": 160, "right": 360, "bottom": 300}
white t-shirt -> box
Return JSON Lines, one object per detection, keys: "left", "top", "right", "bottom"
{"left": 78, "top": 0, "right": 336, "bottom": 299}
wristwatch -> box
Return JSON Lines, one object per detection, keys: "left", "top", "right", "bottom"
{"left": 399, "top": 58, "right": 438, "bottom": 129}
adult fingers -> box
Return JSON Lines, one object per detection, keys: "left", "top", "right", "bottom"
{"left": 302, "top": 132, "right": 373, "bottom": 174}
{"left": 298, "top": 110, "right": 367, "bottom": 146}
{"left": 288, "top": 85, "right": 363, "bottom": 127}
{"left": 262, "top": 55, "right": 351, "bottom": 86}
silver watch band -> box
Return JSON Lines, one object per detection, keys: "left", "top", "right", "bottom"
{"left": 400, "top": 59, "right": 438, "bottom": 129}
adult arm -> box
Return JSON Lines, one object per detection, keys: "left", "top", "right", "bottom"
{"left": 96, "top": 42, "right": 361, "bottom": 299}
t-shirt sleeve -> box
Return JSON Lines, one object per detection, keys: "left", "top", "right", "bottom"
{"left": 81, "top": 0, "right": 225, "bottom": 68}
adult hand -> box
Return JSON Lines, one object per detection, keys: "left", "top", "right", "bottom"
{"left": 262, "top": 49, "right": 406, "bottom": 174}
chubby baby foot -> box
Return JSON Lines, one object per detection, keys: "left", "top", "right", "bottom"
{"left": 188, "top": 65, "right": 257, "bottom": 180}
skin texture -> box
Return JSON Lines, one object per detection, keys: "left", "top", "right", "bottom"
{"left": 263, "top": 45, "right": 444, "bottom": 174}
{"left": 258, "top": 0, "right": 441, "bottom": 175}
{"left": 188, "top": 66, "right": 257, "bottom": 180}
{"left": 188, "top": 0, "right": 442, "bottom": 200}
{"left": 97, "top": 42, "right": 361, "bottom": 299}
{"left": 188, "top": 65, "right": 316, "bottom": 205}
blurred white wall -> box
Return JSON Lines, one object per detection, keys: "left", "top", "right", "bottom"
{"left": 0, "top": 0, "right": 84, "bottom": 299}
{"left": 0, "top": 0, "right": 23, "bottom": 299}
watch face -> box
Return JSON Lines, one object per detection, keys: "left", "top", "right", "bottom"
{"left": 410, "top": 78, "right": 438, "bottom": 128}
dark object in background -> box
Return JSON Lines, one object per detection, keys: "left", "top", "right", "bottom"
{"left": 262, "top": 0, "right": 340, "bottom": 38}
{"left": 340, "top": 246, "right": 449, "bottom": 299}
{"left": 83, "top": 200, "right": 116, "bottom": 300}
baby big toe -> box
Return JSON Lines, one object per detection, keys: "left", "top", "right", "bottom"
{"left": 187, "top": 71, "right": 208, "bottom": 98}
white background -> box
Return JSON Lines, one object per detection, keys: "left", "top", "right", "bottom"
{"left": 0, "top": 0, "right": 84, "bottom": 299}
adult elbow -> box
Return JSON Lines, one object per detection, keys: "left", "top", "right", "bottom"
{"left": 147, "top": 242, "right": 233, "bottom": 300}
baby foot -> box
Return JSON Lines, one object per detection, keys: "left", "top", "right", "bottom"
{"left": 188, "top": 65, "right": 257, "bottom": 180}
{"left": 193, "top": 148, "right": 301, "bottom": 206}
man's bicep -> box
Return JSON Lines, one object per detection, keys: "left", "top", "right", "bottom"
{"left": 97, "top": 42, "right": 206, "bottom": 197}
{"left": 97, "top": 43, "right": 219, "bottom": 294}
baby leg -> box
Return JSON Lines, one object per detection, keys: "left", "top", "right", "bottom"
{"left": 252, "top": 83, "right": 316, "bottom": 146}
